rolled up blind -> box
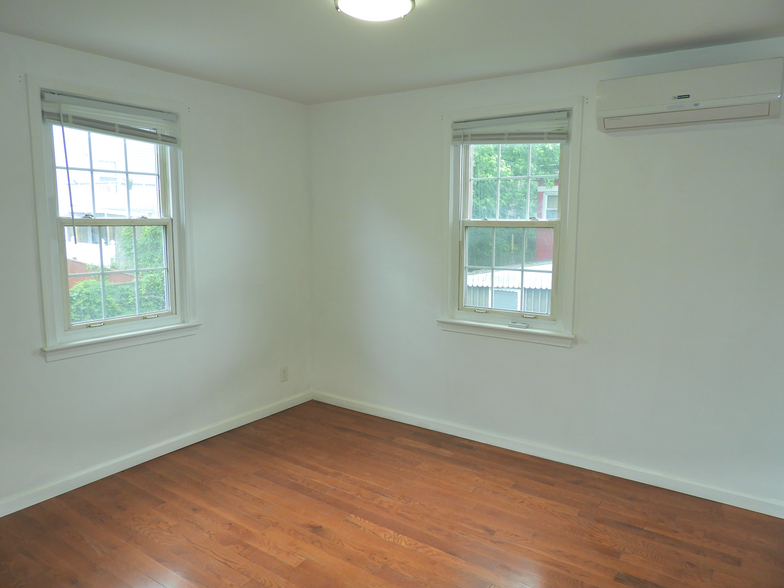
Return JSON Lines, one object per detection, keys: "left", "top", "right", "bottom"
{"left": 453, "top": 110, "right": 569, "bottom": 144}
{"left": 41, "top": 91, "right": 179, "bottom": 146}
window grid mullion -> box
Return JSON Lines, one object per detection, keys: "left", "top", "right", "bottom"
{"left": 528, "top": 146, "right": 533, "bottom": 218}
{"left": 98, "top": 227, "right": 107, "bottom": 322}
{"left": 490, "top": 228, "right": 496, "bottom": 309}
{"left": 158, "top": 145, "right": 168, "bottom": 217}
{"left": 87, "top": 132, "right": 96, "bottom": 218}
{"left": 132, "top": 228, "right": 140, "bottom": 316}
{"left": 124, "top": 139, "right": 131, "bottom": 218}
{"left": 165, "top": 223, "right": 173, "bottom": 311}
{"left": 495, "top": 145, "right": 501, "bottom": 220}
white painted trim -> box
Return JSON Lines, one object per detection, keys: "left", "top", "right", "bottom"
{"left": 0, "top": 391, "right": 314, "bottom": 518}
{"left": 27, "top": 74, "right": 200, "bottom": 357}
{"left": 43, "top": 321, "right": 202, "bottom": 361}
{"left": 437, "top": 318, "right": 574, "bottom": 347}
{"left": 313, "top": 390, "right": 784, "bottom": 520}
{"left": 442, "top": 97, "right": 585, "bottom": 345}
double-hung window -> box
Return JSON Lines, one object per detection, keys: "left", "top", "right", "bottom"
{"left": 441, "top": 102, "right": 582, "bottom": 347}
{"left": 30, "top": 85, "right": 197, "bottom": 360}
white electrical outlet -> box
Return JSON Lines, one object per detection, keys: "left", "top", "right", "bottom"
{"left": 280, "top": 366, "right": 289, "bottom": 382}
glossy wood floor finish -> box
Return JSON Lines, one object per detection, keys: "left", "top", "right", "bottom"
{"left": 1, "top": 401, "right": 783, "bottom": 588}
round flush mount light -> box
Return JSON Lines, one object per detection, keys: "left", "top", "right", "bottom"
{"left": 334, "top": 0, "right": 415, "bottom": 22}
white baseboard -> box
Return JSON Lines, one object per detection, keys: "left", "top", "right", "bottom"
{"left": 0, "top": 391, "right": 313, "bottom": 518}
{"left": 313, "top": 390, "right": 784, "bottom": 520}
{"left": 5, "top": 389, "right": 782, "bottom": 521}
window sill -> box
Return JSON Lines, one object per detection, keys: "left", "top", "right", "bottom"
{"left": 42, "top": 322, "right": 201, "bottom": 362}
{"left": 437, "top": 318, "right": 574, "bottom": 348}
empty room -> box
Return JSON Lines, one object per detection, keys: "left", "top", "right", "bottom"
{"left": 0, "top": 1, "right": 783, "bottom": 587}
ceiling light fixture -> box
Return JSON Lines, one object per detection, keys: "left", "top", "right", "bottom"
{"left": 334, "top": 0, "right": 415, "bottom": 22}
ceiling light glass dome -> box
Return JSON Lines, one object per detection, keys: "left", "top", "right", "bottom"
{"left": 334, "top": 0, "right": 415, "bottom": 22}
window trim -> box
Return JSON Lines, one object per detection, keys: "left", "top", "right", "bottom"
{"left": 439, "top": 97, "right": 584, "bottom": 347}
{"left": 27, "top": 76, "right": 199, "bottom": 361}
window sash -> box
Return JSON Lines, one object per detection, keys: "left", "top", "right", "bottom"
{"left": 58, "top": 217, "right": 176, "bottom": 328}
{"left": 51, "top": 127, "right": 173, "bottom": 221}
{"left": 458, "top": 222, "right": 559, "bottom": 319}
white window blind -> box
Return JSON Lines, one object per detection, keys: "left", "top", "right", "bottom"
{"left": 41, "top": 91, "right": 179, "bottom": 146}
{"left": 452, "top": 110, "right": 570, "bottom": 144}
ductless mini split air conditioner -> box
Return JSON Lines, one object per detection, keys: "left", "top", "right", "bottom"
{"left": 596, "top": 58, "right": 784, "bottom": 132}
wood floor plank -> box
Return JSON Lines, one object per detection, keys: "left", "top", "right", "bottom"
{"left": 2, "top": 401, "right": 783, "bottom": 588}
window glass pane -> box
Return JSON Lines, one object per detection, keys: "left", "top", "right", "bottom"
{"left": 93, "top": 172, "right": 128, "bottom": 218}
{"left": 471, "top": 144, "right": 498, "bottom": 178}
{"left": 545, "top": 192, "right": 558, "bottom": 220}
{"left": 530, "top": 181, "right": 559, "bottom": 220}
{"left": 471, "top": 179, "right": 497, "bottom": 220}
{"left": 522, "top": 227, "right": 553, "bottom": 315}
{"left": 499, "top": 179, "right": 527, "bottom": 220}
{"left": 129, "top": 174, "right": 160, "bottom": 218}
{"left": 53, "top": 126, "right": 90, "bottom": 169}
{"left": 523, "top": 287, "right": 551, "bottom": 315}
{"left": 494, "top": 228, "right": 523, "bottom": 268}
{"left": 531, "top": 143, "right": 560, "bottom": 176}
{"left": 69, "top": 276, "right": 104, "bottom": 324}
{"left": 56, "top": 169, "right": 93, "bottom": 217}
{"left": 524, "top": 227, "right": 554, "bottom": 268}
{"left": 522, "top": 271, "right": 551, "bottom": 311}
{"left": 126, "top": 140, "right": 157, "bottom": 174}
{"left": 104, "top": 275, "right": 137, "bottom": 319}
{"left": 139, "top": 270, "right": 168, "bottom": 313}
{"left": 104, "top": 227, "right": 133, "bottom": 271}
{"left": 65, "top": 226, "right": 102, "bottom": 250}
{"left": 65, "top": 227, "right": 102, "bottom": 271}
{"left": 528, "top": 180, "right": 540, "bottom": 219}
{"left": 91, "top": 133, "right": 126, "bottom": 172}
{"left": 463, "top": 279, "right": 490, "bottom": 309}
{"left": 465, "top": 227, "right": 493, "bottom": 267}
{"left": 500, "top": 144, "right": 529, "bottom": 177}
{"left": 493, "top": 287, "right": 520, "bottom": 311}
{"left": 135, "top": 226, "right": 166, "bottom": 269}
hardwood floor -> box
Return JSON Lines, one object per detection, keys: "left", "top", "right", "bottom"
{"left": 1, "top": 401, "right": 782, "bottom": 588}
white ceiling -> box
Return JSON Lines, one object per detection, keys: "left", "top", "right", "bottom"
{"left": 2, "top": 0, "right": 784, "bottom": 104}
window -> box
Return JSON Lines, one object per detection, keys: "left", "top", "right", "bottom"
{"left": 29, "top": 83, "right": 198, "bottom": 360}
{"left": 439, "top": 101, "right": 582, "bottom": 347}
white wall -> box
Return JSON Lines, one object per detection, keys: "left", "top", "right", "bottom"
{"left": 0, "top": 33, "right": 313, "bottom": 515}
{"left": 2, "top": 30, "right": 783, "bottom": 520}
{"left": 310, "top": 38, "right": 784, "bottom": 517}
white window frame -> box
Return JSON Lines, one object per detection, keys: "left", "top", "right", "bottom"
{"left": 438, "top": 98, "right": 583, "bottom": 348}
{"left": 28, "top": 76, "right": 199, "bottom": 361}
